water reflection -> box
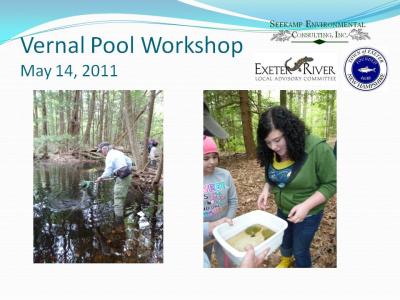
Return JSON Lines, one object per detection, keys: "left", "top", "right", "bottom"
{"left": 33, "top": 163, "right": 163, "bottom": 263}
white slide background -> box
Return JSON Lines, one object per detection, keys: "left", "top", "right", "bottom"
{"left": 0, "top": 14, "right": 399, "bottom": 300}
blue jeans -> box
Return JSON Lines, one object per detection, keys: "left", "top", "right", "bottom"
{"left": 277, "top": 209, "right": 323, "bottom": 268}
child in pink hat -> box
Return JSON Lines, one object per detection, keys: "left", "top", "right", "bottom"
{"left": 203, "top": 136, "right": 238, "bottom": 267}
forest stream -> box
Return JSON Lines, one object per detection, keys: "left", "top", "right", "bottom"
{"left": 33, "top": 162, "right": 163, "bottom": 263}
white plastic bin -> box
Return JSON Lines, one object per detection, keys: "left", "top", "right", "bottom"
{"left": 213, "top": 210, "right": 288, "bottom": 266}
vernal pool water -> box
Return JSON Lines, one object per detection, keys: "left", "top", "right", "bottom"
{"left": 226, "top": 224, "right": 275, "bottom": 252}
{"left": 33, "top": 162, "right": 163, "bottom": 263}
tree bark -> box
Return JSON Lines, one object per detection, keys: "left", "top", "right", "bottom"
{"left": 66, "top": 91, "right": 71, "bottom": 134}
{"left": 325, "top": 91, "right": 335, "bottom": 139}
{"left": 257, "top": 90, "right": 262, "bottom": 116}
{"left": 103, "top": 91, "right": 110, "bottom": 142}
{"left": 142, "top": 90, "right": 156, "bottom": 166}
{"left": 68, "top": 90, "right": 81, "bottom": 153}
{"left": 69, "top": 90, "right": 81, "bottom": 136}
{"left": 83, "top": 90, "right": 96, "bottom": 145}
{"left": 152, "top": 147, "right": 163, "bottom": 185}
{"left": 296, "top": 90, "right": 302, "bottom": 114}
{"left": 302, "top": 90, "right": 308, "bottom": 123}
{"left": 79, "top": 93, "right": 84, "bottom": 137}
{"left": 58, "top": 90, "right": 65, "bottom": 135}
{"left": 40, "top": 90, "right": 48, "bottom": 158}
{"left": 239, "top": 90, "right": 256, "bottom": 158}
{"left": 123, "top": 91, "right": 141, "bottom": 169}
{"left": 114, "top": 104, "right": 148, "bottom": 146}
{"left": 47, "top": 93, "right": 54, "bottom": 136}
{"left": 33, "top": 91, "right": 39, "bottom": 137}
{"left": 118, "top": 96, "right": 123, "bottom": 137}
{"left": 324, "top": 92, "right": 333, "bottom": 138}
{"left": 280, "top": 90, "right": 287, "bottom": 107}
{"left": 309, "top": 91, "right": 314, "bottom": 129}
{"left": 288, "top": 90, "right": 294, "bottom": 111}
{"left": 98, "top": 91, "right": 105, "bottom": 142}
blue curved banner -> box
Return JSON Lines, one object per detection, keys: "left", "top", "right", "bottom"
{"left": 1, "top": 0, "right": 399, "bottom": 44}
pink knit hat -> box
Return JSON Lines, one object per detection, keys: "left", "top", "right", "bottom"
{"left": 203, "top": 136, "right": 218, "bottom": 155}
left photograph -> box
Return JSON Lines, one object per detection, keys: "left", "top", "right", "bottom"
{"left": 33, "top": 90, "right": 163, "bottom": 263}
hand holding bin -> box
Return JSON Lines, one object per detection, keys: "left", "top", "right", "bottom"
{"left": 213, "top": 210, "right": 288, "bottom": 266}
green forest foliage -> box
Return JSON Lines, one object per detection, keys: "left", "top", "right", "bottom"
{"left": 33, "top": 90, "right": 163, "bottom": 156}
{"left": 204, "top": 90, "right": 336, "bottom": 153}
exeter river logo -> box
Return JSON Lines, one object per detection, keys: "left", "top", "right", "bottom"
{"left": 344, "top": 47, "right": 387, "bottom": 91}
{"left": 254, "top": 55, "right": 336, "bottom": 82}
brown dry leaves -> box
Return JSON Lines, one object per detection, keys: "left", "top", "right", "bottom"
{"left": 219, "top": 155, "right": 337, "bottom": 268}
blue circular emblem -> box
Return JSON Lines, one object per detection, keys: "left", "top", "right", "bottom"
{"left": 351, "top": 55, "right": 380, "bottom": 84}
{"left": 344, "top": 48, "right": 387, "bottom": 91}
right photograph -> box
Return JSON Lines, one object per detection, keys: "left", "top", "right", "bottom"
{"left": 203, "top": 90, "right": 337, "bottom": 268}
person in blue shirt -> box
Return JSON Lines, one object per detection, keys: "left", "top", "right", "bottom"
{"left": 95, "top": 142, "right": 133, "bottom": 224}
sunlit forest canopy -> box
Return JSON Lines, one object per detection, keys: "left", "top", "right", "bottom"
{"left": 33, "top": 90, "right": 163, "bottom": 154}
{"left": 204, "top": 90, "right": 336, "bottom": 154}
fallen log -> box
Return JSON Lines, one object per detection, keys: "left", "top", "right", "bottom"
{"left": 76, "top": 150, "right": 104, "bottom": 161}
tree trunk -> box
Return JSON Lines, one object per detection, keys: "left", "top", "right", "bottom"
{"left": 69, "top": 90, "right": 81, "bottom": 136}
{"left": 142, "top": 90, "right": 156, "bottom": 166}
{"left": 123, "top": 91, "right": 141, "bottom": 169}
{"left": 83, "top": 90, "right": 96, "bottom": 145}
{"left": 326, "top": 91, "right": 335, "bottom": 139}
{"left": 309, "top": 91, "right": 314, "bottom": 129}
{"left": 33, "top": 91, "right": 39, "bottom": 137}
{"left": 296, "top": 90, "right": 302, "bottom": 115}
{"left": 115, "top": 95, "right": 121, "bottom": 139}
{"left": 40, "top": 90, "right": 48, "bottom": 158}
{"left": 66, "top": 91, "right": 71, "bottom": 134}
{"left": 302, "top": 90, "right": 308, "bottom": 123}
{"left": 324, "top": 92, "right": 332, "bottom": 139}
{"left": 98, "top": 91, "right": 105, "bottom": 143}
{"left": 288, "top": 90, "right": 294, "bottom": 111}
{"left": 239, "top": 90, "right": 256, "bottom": 158}
{"left": 68, "top": 90, "right": 81, "bottom": 153}
{"left": 103, "top": 91, "right": 110, "bottom": 142}
{"left": 280, "top": 90, "right": 287, "bottom": 107}
{"left": 108, "top": 91, "right": 115, "bottom": 142}
{"left": 47, "top": 93, "right": 54, "bottom": 136}
{"left": 91, "top": 116, "right": 96, "bottom": 147}
{"left": 59, "top": 90, "right": 65, "bottom": 135}
{"left": 79, "top": 93, "right": 85, "bottom": 137}
{"left": 257, "top": 90, "right": 262, "bottom": 116}
{"left": 114, "top": 104, "right": 148, "bottom": 146}
{"left": 152, "top": 147, "right": 163, "bottom": 185}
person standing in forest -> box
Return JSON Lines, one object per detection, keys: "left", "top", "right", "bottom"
{"left": 256, "top": 106, "right": 336, "bottom": 268}
{"left": 203, "top": 136, "right": 238, "bottom": 267}
{"left": 96, "top": 142, "right": 133, "bottom": 225}
{"left": 147, "top": 138, "right": 155, "bottom": 153}
{"left": 149, "top": 141, "right": 158, "bottom": 168}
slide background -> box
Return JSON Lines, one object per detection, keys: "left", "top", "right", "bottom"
{"left": 1, "top": 1, "right": 399, "bottom": 299}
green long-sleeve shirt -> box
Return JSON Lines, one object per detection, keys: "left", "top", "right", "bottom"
{"left": 266, "top": 135, "right": 336, "bottom": 215}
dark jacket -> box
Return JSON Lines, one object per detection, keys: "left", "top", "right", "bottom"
{"left": 267, "top": 134, "right": 336, "bottom": 215}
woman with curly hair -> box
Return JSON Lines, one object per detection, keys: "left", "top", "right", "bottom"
{"left": 257, "top": 106, "right": 336, "bottom": 268}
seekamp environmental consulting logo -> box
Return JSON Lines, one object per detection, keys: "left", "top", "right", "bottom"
{"left": 344, "top": 47, "right": 387, "bottom": 91}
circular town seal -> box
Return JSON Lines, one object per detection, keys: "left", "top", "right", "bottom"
{"left": 344, "top": 47, "right": 387, "bottom": 91}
